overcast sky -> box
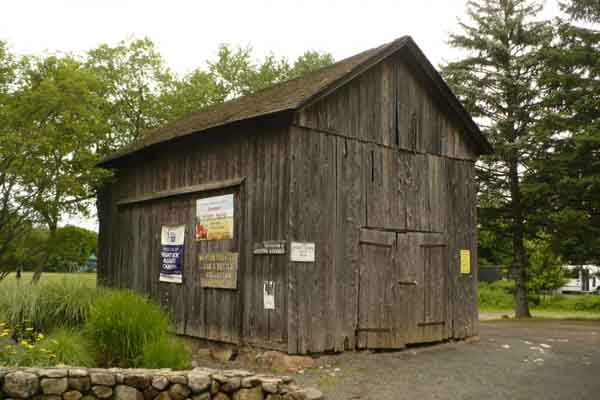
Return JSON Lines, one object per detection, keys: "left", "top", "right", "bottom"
{"left": 1, "top": 0, "right": 562, "bottom": 231}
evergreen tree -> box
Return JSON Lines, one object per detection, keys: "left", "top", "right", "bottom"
{"left": 529, "top": 0, "right": 600, "bottom": 265}
{"left": 442, "top": 0, "right": 553, "bottom": 317}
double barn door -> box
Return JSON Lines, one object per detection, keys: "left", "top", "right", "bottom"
{"left": 357, "top": 229, "right": 450, "bottom": 349}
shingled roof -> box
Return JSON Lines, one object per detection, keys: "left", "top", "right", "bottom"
{"left": 99, "top": 36, "right": 491, "bottom": 165}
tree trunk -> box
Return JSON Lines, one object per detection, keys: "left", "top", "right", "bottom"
{"left": 509, "top": 156, "right": 531, "bottom": 318}
{"left": 32, "top": 217, "right": 58, "bottom": 283}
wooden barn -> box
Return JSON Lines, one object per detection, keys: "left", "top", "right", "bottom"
{"left": 97, "top": 36, "right": 492, "bottom": 354}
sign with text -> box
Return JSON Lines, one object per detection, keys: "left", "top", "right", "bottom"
{"left": 198, "top": 252, "right": 239, "bottom": 289}
{"left": 253, "top": 240, "right": 286, "bottom": 255}
{"left": 460, "top": 249, "right": 471, "bottom": 274}
{"left": 160, "top": 225, "right": 185, "bottom": 283}
{"left": 290, "top": 242, "right": 316, "bottom": 262}
{"left": 196, "top": 194, "right": 234, "bottom": 241}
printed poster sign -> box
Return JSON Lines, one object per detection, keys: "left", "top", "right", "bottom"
{"left": 460, "top": 249, "right": 471, "bottom": 274}
{"left": 160, "top": 225, "right": 185, "bottom": 283}
{"left": 198, "top": 252, "right": 239, "bottom": 289}
{"left": 290, "top": 242, "right": 316, "bottom": 262}
{"left": 196, "top": 194, "right": 234, "bottom": 241}
{"left": 264, "top": 281, "right": 275, "bottom": 310}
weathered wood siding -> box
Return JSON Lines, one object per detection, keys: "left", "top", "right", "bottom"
{"left": 98, "top": 122, "right": 291, "bottom": 349}
{"left": 287, "top": 54, "right": 479, "bottom": 353}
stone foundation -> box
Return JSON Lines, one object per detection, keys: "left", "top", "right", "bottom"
{"left": 0, "top": 367, "right": 323, "bottom": 400}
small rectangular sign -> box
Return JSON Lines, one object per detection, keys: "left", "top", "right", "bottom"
{"left": 196, "top": 194, "right": 234, "bottom": 241}
{"left": 198, "top": 252, "right": 239, "bottom": 289}
{"left": 253, "top": 240, "right": 286, "bottom": 255}
{"left": 460, "top": 249, "right": 471, "bottom": 274}
{"left": 160, "top": 225, "right": 185, "bottom": 284}
{"left": 290, "top": 242, "right": 316, "bottom": 262}
{"left": 263, "top": 281, "right": 275, "bottom": 310}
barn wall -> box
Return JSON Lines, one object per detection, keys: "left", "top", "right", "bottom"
{"left": 287, "top": 54, "right": 479, "bottom": 353}
{"left": 98, "top": 122, "right": 291, "bottom": 349}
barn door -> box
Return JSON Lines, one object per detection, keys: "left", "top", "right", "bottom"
{"left": 356, "top": 228, "right": 407, "bottom": 349}
{"left": 185, "top": 189, "right": 243, "bottom": 344}
{"left": 399, "top": 232, "right": 449, "bottom": 344}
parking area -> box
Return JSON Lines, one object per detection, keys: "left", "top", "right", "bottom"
{"left": 293, "top": 319, "right": 600, "bottom": 400}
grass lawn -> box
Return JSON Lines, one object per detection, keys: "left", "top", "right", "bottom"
{"left": 479, "top": 308, "right": 600, "bottom": 320}
{"left": 1, "top": 272, "right": 96, "bottom": 287}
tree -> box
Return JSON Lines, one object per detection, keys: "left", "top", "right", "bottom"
{"left": 527, "top": 233, "right": 567, "bottom": 294}
{"left": 290, "top": 51, "right": 335, "bottom": 78}
{"left": 442, "top": 0, "right": 553, "bottom": 317}
{"left": 560, "top": 0, "right": 600, "bottom": 21}
{"left": 86, "top": 37, "right": 175, "bottom": 152}
{"left": 9, "top": 55, "right": 111, "bottom": 279}
{"left": 163, "top": 44, "right": 334, "bottom": 120}
{"left": 0, "top": 41, "right": 45, "bottom": 279}
{"left": 527, "top": 0, "right": 600, "bottom": 265}
{"left": 46, "top": 225, "right": 97, "bottom": 272}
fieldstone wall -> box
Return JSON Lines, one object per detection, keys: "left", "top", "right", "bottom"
{"left": 0, "top": 367, "right": 323, "bottom": 400}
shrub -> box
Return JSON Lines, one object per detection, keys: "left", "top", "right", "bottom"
{"left": 85, "top": 290, "right": 171, "bottom": 367}
{"left": 140, "top": 336, "right": 190, "bottom": 369}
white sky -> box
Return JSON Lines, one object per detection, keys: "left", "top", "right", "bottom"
{"left": 1, "top": 0, "right": 562, "bottom": 231}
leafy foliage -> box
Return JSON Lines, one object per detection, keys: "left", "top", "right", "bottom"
{"left": 527, "top": 235, "right": 568, "bottom": 293}
{"left": 0, "top": 38, "right": 333, "bottom": 279}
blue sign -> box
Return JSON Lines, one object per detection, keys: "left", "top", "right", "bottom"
{"left": 160, "top": 225, "right": 185, "bottom": 283}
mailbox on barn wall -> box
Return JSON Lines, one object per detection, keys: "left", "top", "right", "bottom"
{"left": 96, "top": 36, "right": 492, "bottom": 354}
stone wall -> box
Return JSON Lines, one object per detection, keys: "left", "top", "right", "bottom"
{"left": 0, "top": 367, "right": 323, "bottom": 400}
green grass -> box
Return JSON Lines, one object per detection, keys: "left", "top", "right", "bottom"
{"left": 1, "top": 272, "right": 96, "bottom": 286}
{"left": 479, "top": 280, "right": 600, "bottom": 320}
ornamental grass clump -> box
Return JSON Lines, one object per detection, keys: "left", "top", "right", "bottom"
{"left": 0, "top": 279, "right": 100, "bottom": 332}
{"left": 140, "top": 335, "right": 191, "bottom": 369}
{"left": 85, "top": 289, "right": 171, "bottom": 367}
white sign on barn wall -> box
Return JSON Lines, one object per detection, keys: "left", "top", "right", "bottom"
{"left": 290, "top": 242, "right": 316, "bottom": 262}
{"left": 263, "top": 281, "right": 275, "bottom": 310}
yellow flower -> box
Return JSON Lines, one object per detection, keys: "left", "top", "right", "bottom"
{"left": 20, "top": 340, "right": 29, "bottom": 346}
{"left": 25, "top": 327, "right": 34, "bottom": 331}
{"left": 0, "top": 332, "right": 8, "bottom": 337}
{"left": 37, "top": 333, "right": 45, "bottom": 340}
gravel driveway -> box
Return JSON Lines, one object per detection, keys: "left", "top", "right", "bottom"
{"left": 294, "top": 319, "right": 600, "bottom": 400}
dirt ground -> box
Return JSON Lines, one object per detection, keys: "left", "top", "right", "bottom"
{"left": 193, "top": 319, "right": 600, "bottom": 400}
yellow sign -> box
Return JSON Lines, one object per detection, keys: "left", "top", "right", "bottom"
{"left": 460, "top": 249, "right": 471, "bottom": 274}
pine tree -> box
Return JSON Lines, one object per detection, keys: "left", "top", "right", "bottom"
{"left": 441, "top": 0, "right": 553, "bottom": 317}
{"left": 529, "top": 0, "right": 600, "bottom": 265}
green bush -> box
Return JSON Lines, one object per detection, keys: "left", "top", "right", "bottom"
{"left": 140, "top": 336, "right": 190, "bottom": 369}
{"left": 85, "top": 290, "right": 171, "bottom": 367}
